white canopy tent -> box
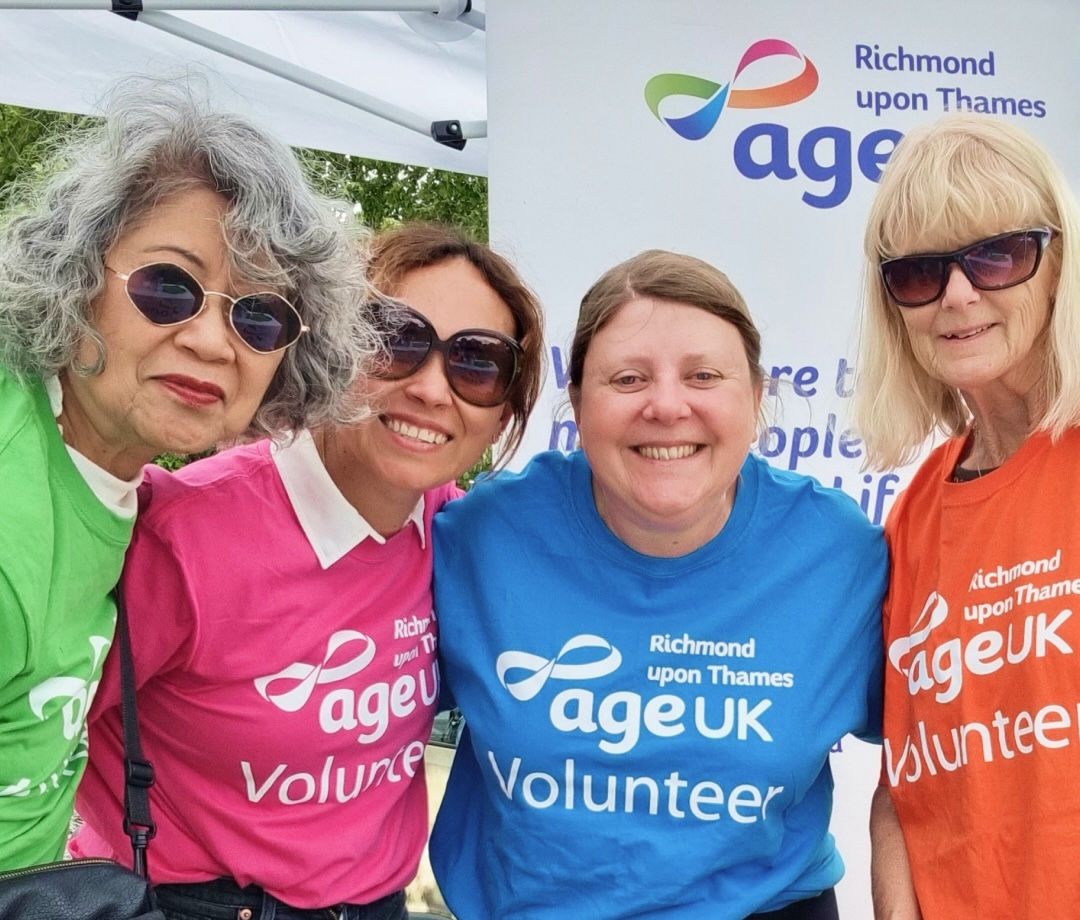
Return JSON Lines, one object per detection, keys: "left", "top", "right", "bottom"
{"left": 0, "top": 0, "right": 487, "bottom": 173}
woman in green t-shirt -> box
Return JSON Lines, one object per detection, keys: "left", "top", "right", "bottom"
{"left": 0, "top": 75, "right": 376, "bottom": 870}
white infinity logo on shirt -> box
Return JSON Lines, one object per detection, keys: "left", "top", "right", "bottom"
{"left": 887, "top": 592, "right": 949, "bottom": 675}
{"left": 496, "top": 634, "right": 622, "bottom": 701}
{"left": 255, "top": 630, "right": 376, "bottom": 712}
{"left": 28, "top": 635, "right": 110, "bottom": 740}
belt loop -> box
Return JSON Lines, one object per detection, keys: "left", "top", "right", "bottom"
{"left": 258, "top": 888, "right": 278, "bottom": 920}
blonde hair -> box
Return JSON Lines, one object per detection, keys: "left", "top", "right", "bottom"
{"left": 854, "top": 112, "right": 1080, "bottom": 470}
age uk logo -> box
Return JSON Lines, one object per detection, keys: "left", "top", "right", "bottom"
{"left": 645, "top": 39, "right": 819, "bottom": 140}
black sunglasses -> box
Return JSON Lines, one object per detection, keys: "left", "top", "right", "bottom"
{"left": 107, "top": 262, "right": 308, "bottom": 354}
{"left": 373, "top": 301, "right": 522, "bottom": 408}
{"left": 880, "top": 227, "right": 1054, "bottom": 308}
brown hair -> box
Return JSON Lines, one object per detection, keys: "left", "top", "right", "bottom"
{"left": 568, "top": 249, "right": 763, "bottom": 400}
{"left": 366, "top": 223, "right": 545, "bottom": 463}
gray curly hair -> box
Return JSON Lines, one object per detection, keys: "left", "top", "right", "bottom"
{"left": 0, "top": 75, "right": 377, "bottom": 436}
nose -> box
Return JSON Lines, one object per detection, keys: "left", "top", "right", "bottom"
{"left": 402, "top": 352, "right": 454, "bottom": 407}
{"left": 939, "top": 263, "right": 979, "bottom": 310}
{"left": 641, "top": 377, "right": 692, "bottom": 424}
{"left": 171, "top": 294, "right": 237, "bottom": 362}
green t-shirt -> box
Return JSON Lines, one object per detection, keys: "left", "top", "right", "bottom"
{"left": 0, "top": 369, "right": 134, "bottom": 869}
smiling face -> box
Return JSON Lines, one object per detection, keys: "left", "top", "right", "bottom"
{"left": 60, "top": 186, "right": 285, "bottom": 478}
{"left": 572, "top": 297, "right": 761, "bottom": 556}
{"left": 339, "top": 258, "right": 514, "bottom": 513}
{"left": 894, "top": 231, "right": 1058, "bottom": 404}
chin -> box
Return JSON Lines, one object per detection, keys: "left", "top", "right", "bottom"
{"left": 641, "top": 502, "right": 698, "bottom": 523}
{"left": 147, "top": 423, "right": 229, "bottom": 458}
{"left": 393, "top": 466, "right": 455, "bottom": 494}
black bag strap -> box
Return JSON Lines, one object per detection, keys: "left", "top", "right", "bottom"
{"left": 114, "top": 587, "right": 156, "bottom": 879}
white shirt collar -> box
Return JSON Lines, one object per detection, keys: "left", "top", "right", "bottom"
{"left": 271, "top": 429, "right": 426, "bottom": 570}
{"left": 45, "top": 375, "right": 141, "bottom": 519}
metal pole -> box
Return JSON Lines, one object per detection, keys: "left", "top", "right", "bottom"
{"left": 459, "top": 5, "right": 482, "bottom": 29}
{"left": 0, "top": 0, "right": 446, "bottom": 8}
{"left": 0, "top": 0, "right": 488, "bottom": 142}
{"left": 458, "top": 119, "right": 485, "bottom": 140}
{"left": 138, "top": 9, "right": 433, "bottom": 136}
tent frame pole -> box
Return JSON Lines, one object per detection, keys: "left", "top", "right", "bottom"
{"left": 0, "top": 0, "right": 474, "bottom": 12}
{"left": 0, "top": 0, "right": 487, "bottom": 145}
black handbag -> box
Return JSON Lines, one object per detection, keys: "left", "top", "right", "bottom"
{"left": 0, "top": 590, "right": 165, "bottom": 919}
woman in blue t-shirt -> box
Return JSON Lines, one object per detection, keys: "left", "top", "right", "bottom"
{"left": 431, "top": 250, "right": 887, "bottom": 920}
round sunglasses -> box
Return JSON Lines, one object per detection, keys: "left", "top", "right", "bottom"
{"left": 372, "top": 300, "right": 522, "bottom": 408}
{"left": 106, "top": 262, "right": 308, "bottom": 354}
{"left": 879, "top": 227, "right": 1054, "bottom": 308}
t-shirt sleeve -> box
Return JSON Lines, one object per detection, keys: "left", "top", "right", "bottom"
{"left": 856, "top": 645, "right": 886, "bottom": 744}
{"left": 88, "top": 512, "right": 199, "bottom": 719}
{"left": 0, "top": 385, "right": 58, "bottom": 866}
{"left": 0, "top": 574, "right": 33, "bottom": 870}
{"left": 874, "top": 484, "right": 911, "bottom": 775}
{"left": 436, "top": 649, "right": 457, "bottom": 712}
{"left": 852, "top": 524, "right": 889, "bottom": 745}
{"left": 0, "top": 570, "right": 29, "bottom": 690}
{"left": 0, "top": 406, "right": 44, "bottom": 689}
{"left": 431, "top": 482, "right": 469, "bottom": 711}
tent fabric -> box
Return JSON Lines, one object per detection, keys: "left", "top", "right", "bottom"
{"left": 0, "top": 5, "right": 487, "bottom": 174}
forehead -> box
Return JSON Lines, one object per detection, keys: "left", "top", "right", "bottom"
{"left": 121, "top": 187, "right": 294, "bottom": 295}
{"left": 117, "top": 187, "right": 228, "bottom": 248}
{"left": 393, "top": 258, "right": 514, "bottom": 339}
{"left": 588, "top": 297, "right": 746, "bottom": 363}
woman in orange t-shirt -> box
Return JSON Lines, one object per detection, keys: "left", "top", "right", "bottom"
{"left": 854, "top": 114, "right": 1080, "bottom": 920}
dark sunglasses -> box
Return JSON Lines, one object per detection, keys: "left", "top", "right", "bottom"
{"left": 880, "top": 227, "right": 1054, "bottom": 307}
{"left": 372, "top": 301, "right": 522, "bottom": 408}
{"left": 107, "top": 262, "right": 308, "bottom": 354}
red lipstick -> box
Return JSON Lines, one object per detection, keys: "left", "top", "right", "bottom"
{"left": 157, "top": 374, "right": 225, "bottom": 407}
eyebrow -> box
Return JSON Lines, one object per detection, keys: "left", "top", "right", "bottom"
{"left": 141, "top": 245, "right": 208, "bottom": 272}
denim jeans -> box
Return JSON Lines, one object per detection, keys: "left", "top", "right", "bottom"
{"left": 748, "top": 888, "right": 839, "bottom": 920}
{"left": 154, "top": 877, "right": 407, "bottom": 920}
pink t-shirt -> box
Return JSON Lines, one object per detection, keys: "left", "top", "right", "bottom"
{"left": 73, "top": 434, "right": 458, "bottom": 907}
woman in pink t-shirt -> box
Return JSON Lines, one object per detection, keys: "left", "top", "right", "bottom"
{"left": 74, "top": 223, "right": 544, "bottom": 920}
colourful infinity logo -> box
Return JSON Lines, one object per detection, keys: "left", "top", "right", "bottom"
{"left": 645, "top": 39, "right": 819, "bottom": 140}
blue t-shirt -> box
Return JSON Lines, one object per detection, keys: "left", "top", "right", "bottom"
{"left": 431, "top": 450, "right": 886, "bottom": 920}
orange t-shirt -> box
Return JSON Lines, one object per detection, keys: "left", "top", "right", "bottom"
{"left": 883, "top": 427, "right": 1080, "bottom": 920}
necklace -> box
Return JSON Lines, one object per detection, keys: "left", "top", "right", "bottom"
{"left": 951, "top": 464, "right": 998, "bottom": 483}
{"left": 952, "top": 422, "right": 1003, "bottom": 482}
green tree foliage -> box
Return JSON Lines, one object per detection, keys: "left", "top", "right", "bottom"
{"left": 0, "top": 104, "right": 489, "bottom": 238}
{"left": 0, "top": 104, "right": 85, "bottom": 200}
{"left": 457, "top": 446, "right": 493, "bottom": 491}
{"left": 301, "top": 150, "right": 488, "bottom": 240}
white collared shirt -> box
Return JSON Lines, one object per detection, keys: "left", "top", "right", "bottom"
{"left": 46, "top": 376, "right": 141, "bottom": 519}
{"left": 271, "top": 429, "right": 426, "bottom": 570}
